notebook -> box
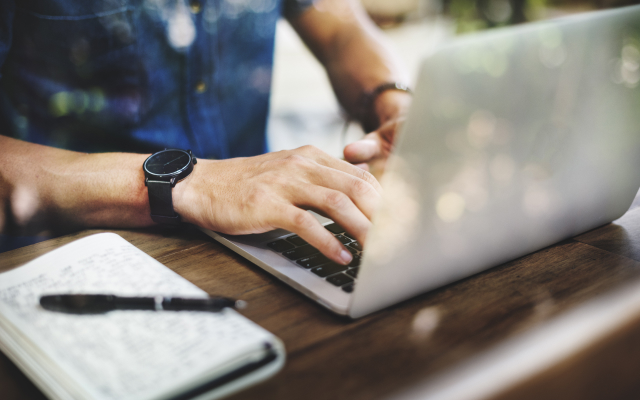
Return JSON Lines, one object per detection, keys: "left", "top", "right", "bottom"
{"left": 0, "top": 233, "right": 284, "bottom": 400}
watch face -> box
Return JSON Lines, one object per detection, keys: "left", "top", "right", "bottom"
{"left": 144, "top": 150, "right": 191, "bottom": 176}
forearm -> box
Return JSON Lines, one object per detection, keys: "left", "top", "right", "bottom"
{"left": 0, "top": 135, "right": 152, "bottom": 235}
{"left": 290, "top": 0, "right": 411, "bottom": 126}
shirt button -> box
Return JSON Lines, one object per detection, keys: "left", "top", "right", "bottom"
{"left": 189, "top": 0, "right": 201, "bottom": 14}
{"left": 195, "top": 81, "right": 207, "bottom": 93}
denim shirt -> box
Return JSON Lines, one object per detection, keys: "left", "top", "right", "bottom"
{"left": 0, "top": 0, "right": 313, "bottom": 159}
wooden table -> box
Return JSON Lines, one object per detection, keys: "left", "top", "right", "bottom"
{"left": 2, "top": 194, "right": 640, "bottom": 400}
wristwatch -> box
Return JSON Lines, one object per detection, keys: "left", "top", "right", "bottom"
{"left": 143, "top": 149, "right": 197, "bottom": 225}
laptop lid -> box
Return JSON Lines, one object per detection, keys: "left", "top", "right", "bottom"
{"left": 350, "top": 6, "right": 640, "bottom": 318}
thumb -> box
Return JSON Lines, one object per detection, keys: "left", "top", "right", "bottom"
{"left": 343, "top": 137, "right": 382, "bottom": 164}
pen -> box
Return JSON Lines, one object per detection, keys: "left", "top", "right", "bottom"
{"left": 39, "top": 294, "right": 247, "bottom": 314}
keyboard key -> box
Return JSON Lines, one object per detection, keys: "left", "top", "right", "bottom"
{"left": 283, "top": 245, "right": 319, "bottom": 260}
{"left": 286, "top": 235, "right": 307, "bottom": 247}
{"left": 324, "top": 223, "right": 344, "bottom": 234}
{"left": 342, "top": 283, "right": 354, "bottom": 293}
{"left": 344, "top": 232, "right": 356, "bottom": 240}
{"left": 346, "top": 267, "right": 359, "bottom": 278}
{"left": 346, "top": 246, "right": 358, "bottom": 255}
{"left": 296, "top": 254, "right": 329, "bottom": 269}
{"left": 335, "top": 235, "right": 351, "bottom": 244}
{"left": 267, "top": 239, "right": 295, "bottom": 252}
{"left": 348, "top": 241, "right": 362, "bottom": 251}
{"left": 327, "top": 273, "right": 354, "bottom": 287}
{"left": 349, "top": 256, "right": 361, "bottom": 267}
{"left": 311, "top": 263, "right": 348, "bottom": 277}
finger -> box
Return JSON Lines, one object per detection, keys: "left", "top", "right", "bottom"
{"left": 343, "top": 137, "right": 382, "bottom": 165}
{"left": 296, "top": 145, "right": 383, "bottom": 194}
{"left": 293, "top": 183, "right": 372, "bottom": 246}
{"left": 354, "top": 163, "right": 369, "bottom": 170}
{"left": 306, "top": 164, "right": 381, "bottom": 221}
{"left": 277, "top": 206, "right": 353, "bottom": 265}
{"left": 344, "top": 119, "right": 401, "bottom": 165}
{"left": 378, "top": 118, "right": 404, "bottom": 143}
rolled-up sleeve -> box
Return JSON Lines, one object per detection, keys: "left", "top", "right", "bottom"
{"left": 282, "top": 0, "right": 315, "bottom": 20}
{"left": 0, "top": 1, "right": 14, "bottom": 81}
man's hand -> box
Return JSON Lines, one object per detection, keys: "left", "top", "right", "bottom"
{"left": 173, "top": 145, "right": 382, "bottom": 266}
{"left": 343, "top": 90, "right": 411, "bottom": 177}
{"left": 343, "top": 118, "right": 401, "bottom": 176}
{"left": 288, "top": 0, "right": 412, "bottom": 176}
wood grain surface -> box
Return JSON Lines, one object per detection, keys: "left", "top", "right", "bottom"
{"left": 1, "top": 194, "right": 640, "bottom": 400}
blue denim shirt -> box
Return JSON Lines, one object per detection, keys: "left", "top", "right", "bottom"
{"left": 0, "top": 0, "right": 313, "bottom": 159}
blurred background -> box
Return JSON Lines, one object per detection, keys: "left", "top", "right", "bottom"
{"left": 267, "top": 0, "right": 640, "bottom": 157}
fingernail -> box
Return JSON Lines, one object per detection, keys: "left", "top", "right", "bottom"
{"left": 339, "top": 249, "right": 353, "bottom": 265}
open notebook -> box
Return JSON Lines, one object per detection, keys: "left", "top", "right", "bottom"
{"left": 0, "top": 233, "right": 285, "bottom": 400}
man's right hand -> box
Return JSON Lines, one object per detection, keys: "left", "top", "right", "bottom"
{"left": 0, "top": 136, "right": 380, "bottom": 265}
{"left": 172, "top": 145, "right": 382, "bottom": 266}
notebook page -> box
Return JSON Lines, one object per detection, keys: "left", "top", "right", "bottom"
{"left": 0, "top": 233, "right": 274, "bottom": 400}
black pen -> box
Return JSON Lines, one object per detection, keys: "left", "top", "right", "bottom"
{"left": 39, "top": 294, "right": 247, "bottom": 314}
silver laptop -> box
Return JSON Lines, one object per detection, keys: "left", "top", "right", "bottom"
{"left": 201, "top": 6, "right": 640, "bottom": 318}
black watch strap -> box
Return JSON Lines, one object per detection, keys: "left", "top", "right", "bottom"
{"left": 147, "top": 179, "right": 181, "bottom": 225}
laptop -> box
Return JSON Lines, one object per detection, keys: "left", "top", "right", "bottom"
{"left": 201, "top": 5, "right": 640, "bottom": 318}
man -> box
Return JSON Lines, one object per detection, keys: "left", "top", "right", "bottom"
{"left": 0, "top": 0, "right": 411, "bottom": 265}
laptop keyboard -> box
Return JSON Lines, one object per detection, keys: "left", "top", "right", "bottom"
{"left": 266, "top": 223, "right": 360, "bottom": 293}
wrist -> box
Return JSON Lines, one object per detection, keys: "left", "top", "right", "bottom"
{"left": 171, "top": 170, "right": 195, "bottom": 225}
{"left": 373, "top": 89, "right": 412, "bottom": 126}
{"left": 360, "top": 82, "right": 412, "bottom": 132}
{"left": 171, "top": 157, "right": 214, "bottom": 227}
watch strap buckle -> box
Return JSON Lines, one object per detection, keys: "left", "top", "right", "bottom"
{"left": 150, "top": 213, "right": 181, "bottom": 225}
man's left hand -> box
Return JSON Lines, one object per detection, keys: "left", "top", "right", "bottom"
{"left": 343, "top": 90, "right": 411, "bottom": 176}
